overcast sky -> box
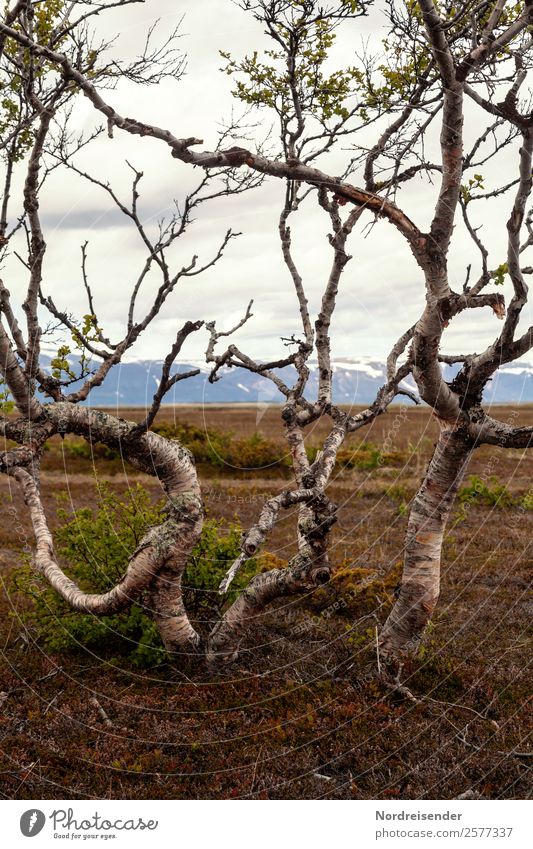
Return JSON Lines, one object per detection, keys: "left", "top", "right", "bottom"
{"left": 5, "top": 0, "right": 533, "bottom": 366}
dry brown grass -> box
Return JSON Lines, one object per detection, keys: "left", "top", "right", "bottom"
{"left": 0, "top": 405, "right": 531, "bottom": 800}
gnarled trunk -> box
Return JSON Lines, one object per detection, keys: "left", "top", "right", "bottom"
{"left": 207, "top": 495, "right": 334, "bottom": 666}
{"left": 207, "top": 551, "right": 331, "bottom": 667}
{"left": 13, "top": 403, "right": 204, "bottom": 652}
{"left": 379, "top": 424, "right": 472, "bottom": 661}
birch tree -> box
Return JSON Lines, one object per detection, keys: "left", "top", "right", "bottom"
{"left": 0, "top": 0, "right": 260, "bottom": 655}
{"left": 1, "top": 0, "right": 532, "bottom": 676}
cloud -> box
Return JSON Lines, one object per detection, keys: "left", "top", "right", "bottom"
{"left": 4, "top": 0, "right": 531, "bottom": 370}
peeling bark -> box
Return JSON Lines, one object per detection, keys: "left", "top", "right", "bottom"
{"left": 379, "top": 426, "right": 472, "bottom": 661}
{"left": 207, "top": 549, "right": 330, "bottom": 667}
{"left": 13, "top": 403, "right": 203, "bottom": 651}
{"left": 0, "top": 320, "right": 43, "bottom": 420}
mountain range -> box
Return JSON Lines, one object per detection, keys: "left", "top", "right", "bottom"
{"left": 39, "top": 356, "right": 533, "bottom": 407}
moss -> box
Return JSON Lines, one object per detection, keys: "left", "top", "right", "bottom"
{"left": 303, "top": 560, "right": 403, "bottom": 618}
{"left": 410, "top": 640, "right": 465, "bottom": 700}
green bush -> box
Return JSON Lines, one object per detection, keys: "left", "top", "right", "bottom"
{"left": 152, "top": 421, "right": 232, "bottom": 466}
{"left": 227, "top": 432, "right": 288, "bottom": 470}
{"left": 335, "top": 441, "right": 407, "bottom": 471}
{"left": 183, "top": 518, "right": 261, "bottom": 617}
{"left": 63, "top": 439, "right": 120, "bottom": 461}
{"left": 153, "top": 422, "right": 288, "bottom": 470}
{"left": 459, "top": 474, "right": 515, "bottom": 508}
{"left": 337, "top": 445, "right": 382, "bottom": 470}
{"left": 11, "top": 483, "right": 265, "bottom": 668}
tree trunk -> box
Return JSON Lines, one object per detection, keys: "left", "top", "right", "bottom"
{"left": 207, "top": 493, "right": 335, "bottom": 667}
{"left": 379, "top": 424, "right": 472, "bottom": 662}
{"left": 14, "top": 403, "right": 204, "bottom": 652}
{"left": 207, "top": 551, "right": 330, "bottom": 667}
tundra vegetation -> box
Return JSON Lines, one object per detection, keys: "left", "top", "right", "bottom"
{"left": 0, "top": 0, "right": 532, "bottom": 697}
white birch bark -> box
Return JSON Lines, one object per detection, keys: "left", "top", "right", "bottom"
{"left": 379, "top": 426, "right": 472, "bottom": 661}
{"left": 13, "top": 404, "right": 203, "bottom": 651}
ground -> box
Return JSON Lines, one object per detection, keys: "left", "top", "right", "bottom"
{"left": 0, "top": 404, "right": 531, "bottom": 800}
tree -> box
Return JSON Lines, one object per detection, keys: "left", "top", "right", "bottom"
{"left": 0, "top": 0, "right": 532, "bottom": 677}
{"left": 0, "top": 0, "right": 260, "bottom": 656}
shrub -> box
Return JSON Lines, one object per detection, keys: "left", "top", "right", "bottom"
{"left": 458, "top": 475, "right": 515, "bottom": 508}
{"left": 65, "top": 421, "right": 409, "bottom": 476}
{"left": 153, "top": 422, "right": 289, "bottom": 471}
{"left": 184, "top": 528, "right": 286, "bottom": 622}
{"left": 227, "top": 432, "right": 288, "bottom": 470}
{"left": 63, "top": 439, "right": 120, "bottom": 461}
{"left": 520, "top": 487, "right": 533, "bottom": 511}
{"left": 336, "top": 442, "right": 407, "bottom": 471}
{"left": 11, "top": 483, "right": 270, "bottom": 668}
{"left": 337, "top": 446, "right": 382, "bottom": 470}
{"left": 303, "top": 559, "right": 403, "bottom": 619}
{"left": 152, "top": 421, "right": 231, "bottom": 466}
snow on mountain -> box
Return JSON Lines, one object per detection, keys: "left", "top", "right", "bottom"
{"left": 332, "top": 360, "right": 385, "bottom": 379}
{"left": 35, "top": 355, "right": 533, "bottom": 405}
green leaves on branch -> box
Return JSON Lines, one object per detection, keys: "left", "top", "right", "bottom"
{"left": 1, "top": 0, "right": 69, "bottom": 73}
{"left": 492, "top": 263, "right": 508, "bottom": 287}
{"left": 0, "top": 1, "right": 74, "bottom": 165}
{"left": 50, "top": 344, "right": 75, "bottom": 381}
{"left": 460, "top": 174, "right": 484, "bottom": 204}
{"left": 459, "top": 171, "right": 508, "bottom": 288}
{"left": 11, "top": 482, "right": 266, "bottom": 667}
{"left": 50, "top": 314, "right": 103, "bottom": 382}
{"left": 0, "top": 0, "right": 106, "bottom": 142}
{"left": 12, "top": 483, "right": 169, "bottom": 668}
{"left": 419, "top": 0, "right": 522, "bottom": 49}
{"left": 34, "top": 0, "right": 67, "bottom": 42}
{"left": 377, "top": 39, "right": 431, "bottom": 104}
{"left": 72, "top": 312, "right": 103, "bottom": 373}
{"left": 220, "top": 16, "right": 364, "bottom": 125}
{"left": 221, "top": 0, "right": 436, "bottom": 134}
{"left": 0, "top": 376, "right": 14, "bottom": 414}
{"left": 0, "top": 91, "right": 33, "bottom": 163}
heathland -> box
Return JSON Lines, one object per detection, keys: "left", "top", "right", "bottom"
{"left": 0, "top": 404, "right": 531, "bottom": 800}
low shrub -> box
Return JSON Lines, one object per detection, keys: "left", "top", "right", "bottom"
{"left": 519, "top": 487, "right": 533, "bottom": 511}
{"left": 153, "top": 422, "right": 288, "bottom": 470}
{"left": 337, "top": 446, "right": 382, "bottom": 470}
{"left": 303, "top": 559, "right": 403, "bottom": 619}
{"left": 11, "top": 483, "right": 274, "bottom": 668}
{"left": 184, "top": 517, "right": 265, "bottom": 618}
{"left": 459, "top": 474, "right": 515, "bottom": 508}
{"left": 63, "top": 439, "right": 121, "bottom": 461}
{"left": 226, "top": 432, "right": 288, "bottom": 470}
{"left": 152, "top": 421, "right": 231, "bottom": 466}
{"left": 336, "top": 443, "right": 407, "bottom": 470}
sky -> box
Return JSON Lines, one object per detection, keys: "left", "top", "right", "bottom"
{"left": 4, "top": 0, "right": 533, "bottom": 367}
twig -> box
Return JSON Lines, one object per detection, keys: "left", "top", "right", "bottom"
{"left": 90, "top": 696, "right": 113, "bottom": 727}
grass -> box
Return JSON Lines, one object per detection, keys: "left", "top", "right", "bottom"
{"left": 0, "top": 404, "right": 531, "bottom": 800}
